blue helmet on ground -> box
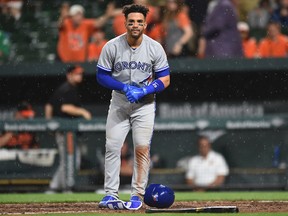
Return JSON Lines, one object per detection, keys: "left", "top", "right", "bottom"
{"left": 144, "top": 183, "right": 175, "bottom": 208}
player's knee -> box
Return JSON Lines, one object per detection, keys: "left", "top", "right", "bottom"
{"left": 133, "top": 136, "right": 152, "bottom": 146}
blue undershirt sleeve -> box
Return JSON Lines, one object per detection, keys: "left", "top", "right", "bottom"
{"left": 155, "top": 68, "right": 170, "bottom": 79}
{"left": 96, "top": 67, "right": 125, "bottom": 91}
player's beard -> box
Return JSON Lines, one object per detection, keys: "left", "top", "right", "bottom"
{"left": 129, "top": 28, "right": 143, "bottom": 39}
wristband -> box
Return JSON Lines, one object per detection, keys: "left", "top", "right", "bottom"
{"left": 143, "top": 79, "right": 165, "bottom": 95}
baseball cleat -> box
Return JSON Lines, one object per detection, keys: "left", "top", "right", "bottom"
{"left": 106, "top": 200, "right": 127, "bottom": 210}
{"left": 127, "top": 195, "right": 143, "bottom": 210}
{"left": 99, "top": 195, "right": 118, "bottom": 208}
{"left": 106, "top": 196, "right": 143, "bottom": 210}
{"left": 130, "top": 195, "right": 142, "bottom": 201}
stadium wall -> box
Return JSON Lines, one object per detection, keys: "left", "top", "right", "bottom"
{"left": 0, "top": 58, "right": 288, "bottom": 191}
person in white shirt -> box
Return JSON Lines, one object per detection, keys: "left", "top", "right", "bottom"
{"left": 186, "top": 135, "right": 229, "bottom": 188}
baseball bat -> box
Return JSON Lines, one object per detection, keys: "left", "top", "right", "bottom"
{"left": 146, "top": 206, "right": 239, "bottom": 213}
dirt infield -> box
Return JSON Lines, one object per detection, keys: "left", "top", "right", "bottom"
{"left": 1, "top": 201, "right": 288, "bottom": 214}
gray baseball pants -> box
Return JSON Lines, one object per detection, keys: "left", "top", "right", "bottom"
{"left": 104, "top": 91, "right": 155, "bottom": 198}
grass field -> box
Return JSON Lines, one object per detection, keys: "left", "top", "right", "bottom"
{"left": 0, "top": 191, "right": 287, "bottom": 203}
{"left": 0, "top": 191, "right": 287, "bottom": 216}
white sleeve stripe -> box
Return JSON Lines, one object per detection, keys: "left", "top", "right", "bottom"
{"left": 155, "top": 65, "right": 169, "bottom": 72}
{"left": 97, "top": 64, "right": 112, "bottom": 72}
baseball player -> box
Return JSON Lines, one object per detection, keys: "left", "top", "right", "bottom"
{"left": 96, "top": 4, "right": 170, "bottom": 209}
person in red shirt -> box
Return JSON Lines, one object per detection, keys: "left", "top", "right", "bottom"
{"left": 237, "top": 22, "right": 258, "bottom": 58}
{"left": 258, "top": 21, "right": 288, "bottom": 58}
{"left": 88, "top": 29, "right": 108, "bottom": 62}
{"left": 57, "top": 4, "right": 110, "bottom": 63}
{"left": 0, "top": 102, "right": 38, "bottom": 150}
{"left": 147, "top": 23, "right": 163, "bottom": 42}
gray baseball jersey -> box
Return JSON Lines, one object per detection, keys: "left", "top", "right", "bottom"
{"left": 97, "top": 34, "right": 169, "bottom": 88}
{"left": 97, "top": 33, "right": 169, "bottom": 198}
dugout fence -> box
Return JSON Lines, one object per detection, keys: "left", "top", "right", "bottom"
{"left": 0, "top": 117, "right": 287, "bottom": 192}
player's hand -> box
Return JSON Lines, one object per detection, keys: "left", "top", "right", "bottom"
{"left": 105, "top": 2, "right": 115, "bottom": 18}
{"left": 122, "top": 84, "right": 130, "bottom": 93}
{"left": 122, "top": 84, "right": 139, "bottom": 94}
{"left": 126, "top": 87, "right": 145, "bottom": 103}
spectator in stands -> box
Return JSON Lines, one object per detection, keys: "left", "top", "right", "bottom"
{"left": 45, "top": 65, "right": 91, "bottom": 192}
{"left": 258, "top": 21, "right": 288, "bottom": 57}
{"left": 105, "top": 0, "right": 131, "bottom": 36}
{"left": 185, "top": 0, "right": 209, "bottom": 29}
{"left": 0, "top": 29, "right": 10, "bottom": 64}
{"left": 160, "top": 0, "right": 193, "bottom": 57}
{"left": 146, "top": 21, "right": 163, "bottom": 43}
{"left": 237, "top": 22, "right": 258, "bottom": 58}
{"left": 184, "top": 0, "right": 209, "bottom": 56}
{"left": 6, "top": 0, "right": 25, "bottom": 35}
{"left": 247, "top": 0, "right": 273, "bottom": 30}
{"left": 186, "top": 136, "right": 229, "bottom": 189}
{"left": 88, "top": 29, "right": 107, "bottom": 62}
{"left": 236, "top": 0, "right": 259, "bottom": 22}
{"left": 7, "top": 1, "right": 22, "bottom": 22}
{"left": 198, "top": 0, "right": 243, "bottom": 59}
{"left": 56, "top": 1, "right": 70, "bottom": 61}
{"left": 0, "top": 101, "right": 39, "bottom": 149}
{"left": 0, "top": 1, "right": 14, "bottom": 34}
{"left": 271, "top": 0, "right": 288, "bottom": 29}
{"left": 57, "top": 4, "right": 110, "bottom": 63}
{"left": 59, "top": 1, "right": 70, "bottom": 19}
{"left": 0, "top": 0, "right": 24, "bottom": 34}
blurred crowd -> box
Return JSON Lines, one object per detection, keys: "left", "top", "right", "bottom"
{"left": 1, "top": 0, "right": 288, "bottom": 63}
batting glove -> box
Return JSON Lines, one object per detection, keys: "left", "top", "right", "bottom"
{"left": 122, "top": 84, "right": 139, "bottom": 93}
{"left": 126, "top": 87, "right": 146, "bottom": 103}
{"left": 122, "top": 84, "right": 130, "bottom": 93}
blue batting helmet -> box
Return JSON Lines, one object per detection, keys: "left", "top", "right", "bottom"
{"left": 144, "top": 184, "right": 175, "bottom": 208}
